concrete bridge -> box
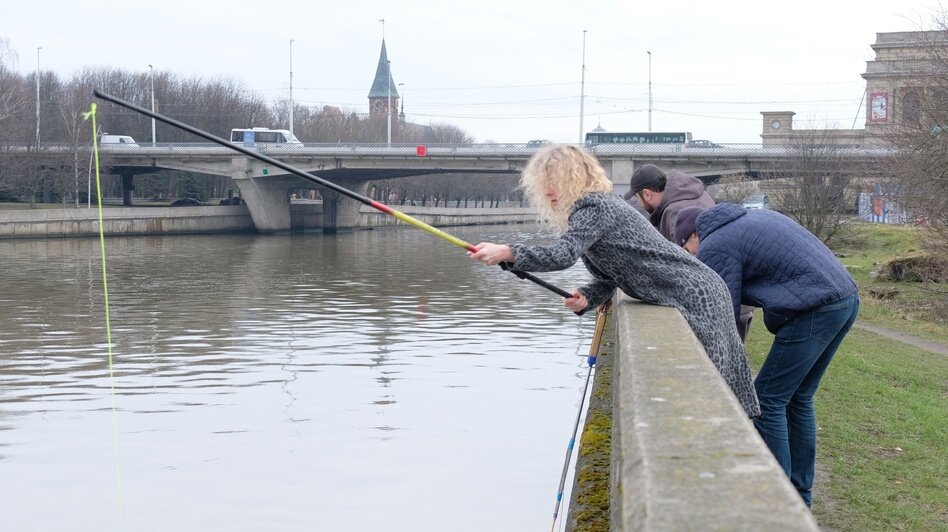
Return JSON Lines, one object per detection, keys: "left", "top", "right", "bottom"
{"left": 23, "top": 142, "right": 890, "bottom": 233}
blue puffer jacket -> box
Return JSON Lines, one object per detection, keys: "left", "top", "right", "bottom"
{"left": 695, "top": 203, "right": 857, "bottom": 334}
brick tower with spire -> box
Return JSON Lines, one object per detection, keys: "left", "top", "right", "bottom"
{"left": 368, "top": 40, "right": 399, "bottom": 117}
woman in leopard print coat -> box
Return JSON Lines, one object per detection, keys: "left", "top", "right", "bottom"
{"left": 469, "top": 144, "right": 759, "bottom": 417}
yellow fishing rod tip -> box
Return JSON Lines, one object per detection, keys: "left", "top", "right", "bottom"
{"left": 82, "top": 103, "right": 97, "bottom": 120}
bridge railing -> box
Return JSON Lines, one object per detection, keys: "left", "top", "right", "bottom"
{"left": 0, "top": 142, "right": 896, "bottom": 158}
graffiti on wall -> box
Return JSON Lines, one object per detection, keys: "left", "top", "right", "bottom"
{"left": 858, "top": 184, "right": 912, "bottom": 224}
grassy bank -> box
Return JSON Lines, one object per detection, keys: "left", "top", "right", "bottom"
{"left": 745, "top": 325, "right": 947, "bottom": 531}
{"left": 742, "top": 221, "right": 948, "bottom": 530}
{"left": 833, "top": 222, "right": 947, "bottom": 342}
{"left": 570, "top": 221, "right": 947, "bottom": 530}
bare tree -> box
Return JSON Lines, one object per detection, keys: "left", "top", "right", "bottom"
{"left": 764, "top": 130, "right": 859, "bottom": 243}
{"left": 0, "top": 38, "right": 27, "bottom": 124}
{"left": 426, "top": 122, "right": 474, "bottom": 144}
{"left": 881, "top": 22, "right": 948, "bottom": 254}
{"left": 0, "top": 55, "right": 477, "bottom": 204}
{"left": 0, "top": 40, "right": 30, "bottom": 199}
{"left": 707, "top": 175, "right": 758, "bottom": 204}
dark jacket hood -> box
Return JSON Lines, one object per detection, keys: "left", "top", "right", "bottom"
{"left": 650, "top": 170, "right": 712, "bottom": 228}
{"left": 693, "top": 202, "right": 857, "bottom": 334}
{"left": 696, "top": 202, "right": 747, "bottom": 239}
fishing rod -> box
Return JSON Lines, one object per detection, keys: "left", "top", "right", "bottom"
{"left": 551, "top": 306, "right": 607, "bottom": 531}
{"left": 92, "top": 89, "right": 570, "bottom": 299}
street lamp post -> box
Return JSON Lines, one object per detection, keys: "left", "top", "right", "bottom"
{"left": 149, "top": 64, "right": 156, "bottom": 146}
{"left": 35, "top": 46, "right": 42, "bottom": 148}
{"left": 289, "top": 39, "right": 295, "bottom": 135}
{"left": 647, "top": 51, "right": 652, "bottom": 132}
{"left": 579, "top": 30, "right": 587, "bottom": 143}
{"left": 387, "top": 59, "right": 392, "bottom": 145}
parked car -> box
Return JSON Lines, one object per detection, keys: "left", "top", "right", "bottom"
{"left": 742, "top": 194, "right": 770, "bottom": 210}
{"left": 526, "top": 139, "right": 551, "bottom": 147}
{"left": 170, "top": 198, "right": 203, "bottom": 207}
{"left": 685, "top": 139, "right": 721, "bottom": 148}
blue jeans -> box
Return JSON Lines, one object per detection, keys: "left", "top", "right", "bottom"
{"left": 753, "top": 294, "right": 859, "bottom": 507}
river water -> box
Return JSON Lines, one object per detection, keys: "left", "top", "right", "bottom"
{"left": 0, "top": 224, "right": 597, "bottom": 531}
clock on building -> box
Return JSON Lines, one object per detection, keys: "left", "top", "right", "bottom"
{"left": 771, "top": 120, "right": 781, "bottom": 130}
{"left": 373, "top": 100, "right": 384, "bottom": 111}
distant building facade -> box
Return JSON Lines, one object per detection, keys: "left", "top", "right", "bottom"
{"left": 761, "top": 30, "right": 948, "bottom": 146}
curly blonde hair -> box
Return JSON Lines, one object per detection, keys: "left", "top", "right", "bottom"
{"left": 521, "top": 144, "right": 613, "bottom": 232}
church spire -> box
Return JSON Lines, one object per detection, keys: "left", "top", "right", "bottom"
{"left": 368, "top": 39, "right": 399, "bottom": 116}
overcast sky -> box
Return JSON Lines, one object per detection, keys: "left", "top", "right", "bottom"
{"left": 3, "top": 0, "right": 945, "bottom": 143}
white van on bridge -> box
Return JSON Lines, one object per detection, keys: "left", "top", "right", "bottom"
{"left": 100, "top": 134, "right": 139, "bottom": 147}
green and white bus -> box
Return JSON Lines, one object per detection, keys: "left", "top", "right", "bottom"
{"left": 585, "top": 131, "right": 692, "bottom": 145}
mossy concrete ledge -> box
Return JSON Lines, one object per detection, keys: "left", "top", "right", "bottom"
{"left": 611, "top": 294, "right": 819, "bottom": 531}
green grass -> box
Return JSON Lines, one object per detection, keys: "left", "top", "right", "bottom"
{"left": 571, "top": 314, "right": 615, "bottom": 532}
{"left": 745, "top": 324, "right": 948, "bottom": 531}
{"left": 571, "top": 223, "right": 948, "bottom": 531}
{"left": 833, "top": 222, "right": 948, "bottom": 341}
{"left": 747, "top": 222, "right": 948, "bottom": 530}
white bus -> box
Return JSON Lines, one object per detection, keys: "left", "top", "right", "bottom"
{"left": 230, "top": 127, "right": 303, "bottom": 147}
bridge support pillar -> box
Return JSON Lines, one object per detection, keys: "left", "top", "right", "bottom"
{"left": 321, "top": 179, "right": 369, "bottom": 233}
{"left": 600, "top": 159, "right": 635, "bottom": 193}
{"left": 230, "top": 158, "right": 300, "bottom": 233}
{"left": 120, "top": 170, "right": 135, "bottom": 206}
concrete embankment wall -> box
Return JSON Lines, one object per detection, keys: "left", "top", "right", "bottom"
{"left": 359, "top": 204, "right": 536, "bottom": 227}
{"left": 0, "top": 203, "right": 536, "bottom": 239}
{"left": 605, "top": 294, "right": 819, "bottom": 530}
{"left": 0, "top": 206, "right": 256, "bottom": 238}
{"left": 290, "top": 202, "right": 536, "bottom": 230}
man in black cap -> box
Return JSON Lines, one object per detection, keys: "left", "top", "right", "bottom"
{"left": 622, "top": 163, "right": 715, "bottom": 241}
{"left": 624, "top": 163, "right": 754, "bottom": 342}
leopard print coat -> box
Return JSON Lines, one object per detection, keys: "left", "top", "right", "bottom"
{"left": 510, "top": 192, "right": 760, "bottom": 417}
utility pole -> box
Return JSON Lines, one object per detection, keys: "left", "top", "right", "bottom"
{"left": 35, "top": 46, "right": 42, "bottom": 148}
{"left": 579, "top": 30, "right": 587, "bottom": 143}
{"left": 647, "top": 51, "right": 652, "bottom": 132}
{"left": 289, "top": 39, "right": 295, "bottom": 135}
{"left": 149, "top": 64, "right": 156, "bottom": 146}
{"left": 387, "top": 60, "right": 392, "bottom": 145}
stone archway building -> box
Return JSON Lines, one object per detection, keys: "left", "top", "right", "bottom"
{"left": 761, "top": 30, "right": 948, "bottom": 146}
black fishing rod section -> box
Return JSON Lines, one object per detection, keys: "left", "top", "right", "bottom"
{"left": 92, "top": 89, "right": 571, "bottom": 299}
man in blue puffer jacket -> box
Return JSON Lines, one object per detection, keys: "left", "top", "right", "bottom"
{"left": 674, "top": 202, "right": 859, "bottom": 507}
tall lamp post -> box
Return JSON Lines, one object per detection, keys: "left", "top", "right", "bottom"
{"left": 289, "top": 38, "right": 295, "bottom": 135}
{"left": 387, "top": 59, "right": 392, "bottom": 146}
{"left": 35, "top": 46, "right": 42, "bottom": 148}
{"left": 647, "top": 51, "right": 652, "bottom": 132}
{"left": 149, "top": 64, "right": 156, "bottom": 146}
{"left": 579, "top": 30, "right": 587, "bottom": 144}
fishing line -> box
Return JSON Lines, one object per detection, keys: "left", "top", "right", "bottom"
{"left": 550, "top": 306, "right": 607, "bottom": 531}
{"left": 83, "top": 103, "right": 126, "bottom": 531}
{"left": 92, "top": 89, "right": 570, "bottom": 299}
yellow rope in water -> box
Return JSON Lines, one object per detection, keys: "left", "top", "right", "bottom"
{"left": 83, "top": 103, "right": 126, "bottom": 530}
